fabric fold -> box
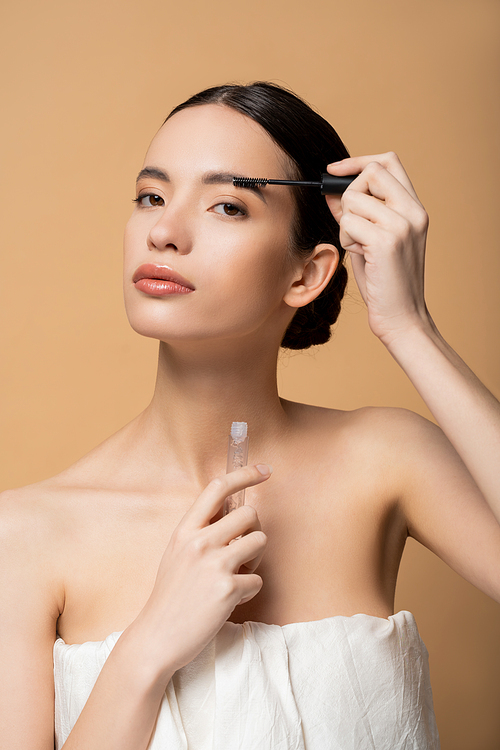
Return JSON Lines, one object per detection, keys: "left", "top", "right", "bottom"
{"left": 53, "top": 610, "right": 440, "bottom": 749}
{"left": 213, "top": 621, "right": 305, "bottom": 749}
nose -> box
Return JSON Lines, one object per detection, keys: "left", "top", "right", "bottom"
{"left": 147, "top": 200, "right": 192, "bottom": 255}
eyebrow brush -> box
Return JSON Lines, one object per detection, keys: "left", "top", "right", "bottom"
{"left": 233, "top": 173, "right": 356, "bottom": 195}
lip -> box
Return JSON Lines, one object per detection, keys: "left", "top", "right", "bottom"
{"left": 132, "top": 263, "right": 195, "bottom": 295}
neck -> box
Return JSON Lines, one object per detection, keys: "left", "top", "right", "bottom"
{"left": 136, "top": 337, "right": 289, "bottom": 486}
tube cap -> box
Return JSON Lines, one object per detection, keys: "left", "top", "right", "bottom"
{"left": 231, "top": 422, "right": 247, "bottom": 440}
{"left": 320, "top": 173, "right": 356, "bottom": 195}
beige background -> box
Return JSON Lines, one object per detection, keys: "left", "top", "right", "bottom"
{"left": 1, "top": 0, "right": 499, "bottom": 746}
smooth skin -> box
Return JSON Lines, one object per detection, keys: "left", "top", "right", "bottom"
{"left": 1, "top": 104, "right": 499, "bottom": 749}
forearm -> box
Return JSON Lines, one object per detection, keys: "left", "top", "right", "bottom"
{"left": 387, "top": 319, "right": 500, "bottom": 521}
{"left": 61, "top": 624, "right": 173, "bottom": 750}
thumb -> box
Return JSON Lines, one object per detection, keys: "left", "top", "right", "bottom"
{"left": 325, "top": 193, "right": 343, "bottom": 224}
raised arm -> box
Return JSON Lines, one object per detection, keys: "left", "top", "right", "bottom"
{"left": 326, "top": 154, "right": 500, "bottom": 524}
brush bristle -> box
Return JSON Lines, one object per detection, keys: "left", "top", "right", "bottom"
{"left": 233, "top": 177, "right": 268, "bottom": 187}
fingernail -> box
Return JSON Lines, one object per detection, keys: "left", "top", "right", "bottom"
{"left": 256, "top": 464, "right": 272, "bottom": 476}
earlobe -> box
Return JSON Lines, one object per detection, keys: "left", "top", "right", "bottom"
{"left": 283, "top": 244, "right": 340, "bottom": 309}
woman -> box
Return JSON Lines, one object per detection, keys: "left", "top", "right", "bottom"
{"left": 1, "top": 82, "right": 499, "bottom": 749}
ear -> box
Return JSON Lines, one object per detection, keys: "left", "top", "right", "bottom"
{"left": 283, "top": 244, "right": 340, "bottom": 309}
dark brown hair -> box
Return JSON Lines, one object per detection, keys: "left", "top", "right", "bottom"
{"left": 165, "top": 82, "right": 349, "bottom": 349}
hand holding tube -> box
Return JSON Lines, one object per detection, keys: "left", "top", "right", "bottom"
{"left": 134, "top": 464, "right": 270, "bottom": 679}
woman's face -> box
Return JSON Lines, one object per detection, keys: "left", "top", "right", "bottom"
{"left": 123, "top": 104, "right": 300, "bottom": 348}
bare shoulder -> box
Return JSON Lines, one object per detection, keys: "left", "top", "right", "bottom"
{"left": 0, "top": 480, "right": 63, "bottom": 549}
{"left": 0, "top": 412, "right": 159, "bottom": 576}
{"left": 289, "top": 400, "right": 485, "bottom": 506}
{"left": 0, "top": 424, "right": 132, "bottom": 575}
{"left": 0, "top": 480, "right": 68, "bottom": 614}
{"left": 283, "top": 398, "right": 443, "bottom": 458}
{"left": 0, "top": 425, "right": 124, "bottom": 603}
{"left": 281, "top": 400, "right": 458, "bottom": 520}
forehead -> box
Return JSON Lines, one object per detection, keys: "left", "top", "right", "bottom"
{"left": 144, "top": 104, "right": 291, "bottom": 179}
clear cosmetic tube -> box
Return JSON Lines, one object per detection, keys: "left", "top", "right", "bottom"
{"left": 223, "top": 422, "right": 249, "bottom": 516}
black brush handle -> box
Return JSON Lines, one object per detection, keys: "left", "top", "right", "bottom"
{"left": 320, "top": 174, "right": 357, "bottom": 194}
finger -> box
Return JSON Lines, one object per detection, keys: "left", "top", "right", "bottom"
{"left": 327, "top": 152, "right": 419, "bottom": 203}
{"left": 183, "top": 465, "right": 272, "bottom": 530}
{"left": 341, "top": 189, "right": 418, "bottom": 236}
{"left": 345, "top": 162, "right": 424, "bottom": 212}
{"left": 325, "top": 164, "right": 420, "bottom": 227}
{"left": 225, "top": 528, "right": 268, "bottom": 574}
{"left": 234, "top": 573, "right": 263, "bottom": 606}
{"left": 210, "top": 503, "right": 262, "bottom": 547}
{"left": 324, "top": 192, "right": 343, "bottom": 224}
{"left": 339, "top": 211, "right": 390, "bottom": 254}
{"left": 342, "top": 189, "right": 387, "bottom": 225}
{"left": 327, "top": 152, "right": 412, "bottom": 189}
{"left": 349, "top": 253, "right": 368, "bottom": 301}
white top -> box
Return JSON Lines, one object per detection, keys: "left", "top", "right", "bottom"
{"left": 53, "top": 610, "right": 440, "bottom": 749}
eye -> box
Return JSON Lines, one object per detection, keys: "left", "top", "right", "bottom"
{"left": 133, "top": 193, "right": 165, "bottom": 207}
{"left": 212, "top": 202, "right": 246, "bottom": 217}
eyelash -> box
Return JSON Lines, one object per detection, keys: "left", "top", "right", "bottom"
{"left": 213, "top": 202, "right": 247, "bottom": 218}
{"left": 132, "top": 193, "right": 164, "bottom": 208}
{"left": 132, "top": 193, "right": 247, "bottom": 217}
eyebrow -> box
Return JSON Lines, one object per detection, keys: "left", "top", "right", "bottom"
{"left": 202, "top": 171, "right": 267, "bottom": 203}
{"left": 135, "top": 167, "right": 267, "bottom": 204}
{"left": 136, "top": 167, "right": 169, "bottom": 185}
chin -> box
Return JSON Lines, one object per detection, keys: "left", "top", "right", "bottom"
{"left": 124, "top": 307, "right": 224, "bottom": 344}
{"left": 124, "top": 290, "right": 285, "bottom": 349}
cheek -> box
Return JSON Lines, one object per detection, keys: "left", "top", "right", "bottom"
{"left": 206, "top": 236, "right": 292, "bottom": 318}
